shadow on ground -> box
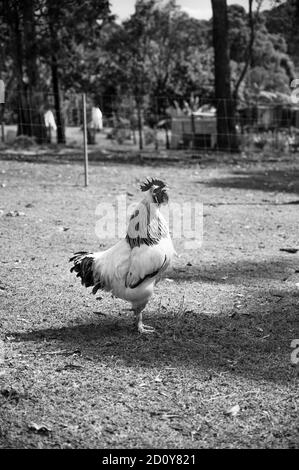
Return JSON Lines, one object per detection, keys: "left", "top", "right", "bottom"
{"left": 9, "top": 287, "right": 298, "bottom": 385}
{"left": 199, "top": 168, "right": 299, "bottom": 195}
{"left": 169, "top": 257, "right": 298, "bottom": 284}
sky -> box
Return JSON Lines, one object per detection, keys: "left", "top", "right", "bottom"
{"left": 109, "top": 0, "right": 274, "bottom": 22}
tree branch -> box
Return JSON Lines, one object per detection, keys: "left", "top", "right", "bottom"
{"left": 233, "top": 0, "right": 254, "bottom": 100}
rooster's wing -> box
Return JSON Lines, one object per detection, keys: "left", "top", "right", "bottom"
{"left": 125, "top": 238, "right": 174, "bottom": 289}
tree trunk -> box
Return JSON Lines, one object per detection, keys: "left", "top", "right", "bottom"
{"left": 51, "top": 55, "right": 66, "bottom": 144}
{"left": 11, "top": 1, "right": 47, "bottom": 142}
{"left": 48, "top": 2, "right": 66, "bottom": 144}
{"left": 23, "top": 0, "right": 47, "bottom": 143}
{"left": 233, "top": 0, "right": 254, "bottom": 101}
{"left": 13, "top": 8, "right": 28, "bottom": 136}
{"left": 211, "top": 0, "right": 239, "bottom": 152}
{"left": 11, "top": 4, "right": 30, "bottom": 137}
{"left": 136, "top": 99, "right": 143, "bottom": 150}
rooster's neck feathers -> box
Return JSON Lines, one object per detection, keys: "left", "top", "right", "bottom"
{"left": 126, "top": 197, "right": 168, "bottom": 249}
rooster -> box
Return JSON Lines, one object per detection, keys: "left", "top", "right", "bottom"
{"left": 70, "top": 178, "right": 175, "bottom": 333}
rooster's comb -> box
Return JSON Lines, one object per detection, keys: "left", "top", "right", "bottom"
{"left": 140, "top": 178, "right": 167, "bottom": 192}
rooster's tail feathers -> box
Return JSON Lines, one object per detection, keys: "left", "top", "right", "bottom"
{"left": 70, "top": 251, "right": 108, "bottom": 293}
{"left": 69, "top": 251, "right": 90, "bottom": 264}
{"left": 70, "top": 252, "right": 94, "bottom": 288}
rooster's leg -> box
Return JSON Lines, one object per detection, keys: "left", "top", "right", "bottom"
{"left": 134, "top": 306, "right": 155, "bottom": 334}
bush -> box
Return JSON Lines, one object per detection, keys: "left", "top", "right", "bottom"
{"left": 144, "top": 127, "right": 156, "bottom": 146}
{"left": 13, "top": 135, "right": 36, "bottom": 148}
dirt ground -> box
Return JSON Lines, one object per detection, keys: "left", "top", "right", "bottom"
{"left": 0, "top": 150, "right": 298, "bottom": 449}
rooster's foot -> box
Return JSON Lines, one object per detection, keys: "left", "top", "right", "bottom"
{"left": 138, "top": 323, "right": 155, "bottom": 334}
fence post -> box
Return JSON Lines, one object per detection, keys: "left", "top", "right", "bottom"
{"left": 82, "top": 93, "right": 88, "bottom": 187}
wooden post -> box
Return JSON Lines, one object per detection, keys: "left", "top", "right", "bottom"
{"left": 82, "top": 93, "right": 88, "bottom": 187}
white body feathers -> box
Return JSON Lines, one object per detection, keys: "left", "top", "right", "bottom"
{"left": 92, "top": 215, "right": 175, "bottom": 308}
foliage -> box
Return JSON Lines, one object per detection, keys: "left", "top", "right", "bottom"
{"left": 97, "top": 0, "right": 214, "bottom": 118}
{"left": 0, "top": 0, "right": 112, "bottom": 98}
{"left": 263, "top": 0, "right": 299, "bottom": 69}
{"left": 0, "top": 0, "right": 296, "bottom": 127}
{"left": 228, "top": 4, "right": 295, "bottom": 103}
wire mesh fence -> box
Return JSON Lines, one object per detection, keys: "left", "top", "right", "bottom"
{"left": 1, "top": 91, "right": 299, "bottom": 154}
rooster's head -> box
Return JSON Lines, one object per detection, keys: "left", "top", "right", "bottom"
{"left": 140, "top": 178, "right": 169, "bottom": 205}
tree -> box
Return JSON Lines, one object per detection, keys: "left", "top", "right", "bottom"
{"left": 40, "top": 0, "right": 111, "bottom": 142}
{"left": 1, "top": 0, "right": 48, "bottom": 142}
{"left": 101, "top": 0, "right": 214, "bottom": 121}
{"left": 229, "top": 1, "right": 254, "bottom": 102}
{"left": 211, "top": 0, "right": 238, "bottom": 151}
{"left": 264, "top": 0, "right": 299, "bottom": 70}
{"left": 45, "top": 0, "right": 66, "bottom": 143}
{"left": 0, "top": 0, "right": 111, "bottom": 142}
{"left": 227, "top": 2, "right": 295, "bottom": 103}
